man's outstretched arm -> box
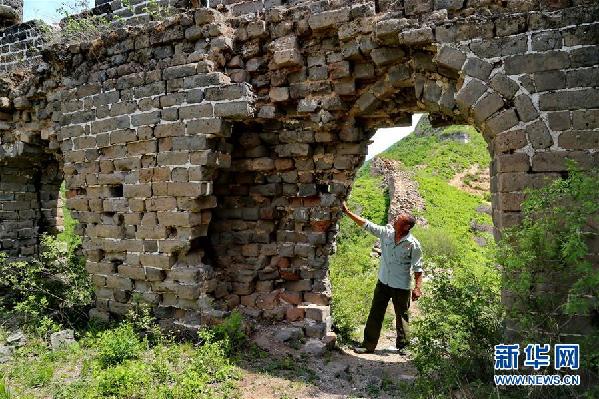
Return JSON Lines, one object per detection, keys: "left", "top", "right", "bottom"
{"left": 341, "top": 202, "right": 367, "bottom": 226}
{"left": 342, "top": 202, "right": 388, "bottom": 239}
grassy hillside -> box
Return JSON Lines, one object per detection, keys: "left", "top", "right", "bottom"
{"left": 329, "top": 122, "right": 497, "bottom": 342}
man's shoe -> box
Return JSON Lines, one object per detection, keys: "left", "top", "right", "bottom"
{"left": 353, "top": 346, "right": 374, "bottom": 354}
{"left": 386, "top": 344, "right": 408, "bottom": 354}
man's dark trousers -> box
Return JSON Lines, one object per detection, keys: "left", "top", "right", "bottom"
{"left": 363, "top": 280, "right": 411, "bottom": 352}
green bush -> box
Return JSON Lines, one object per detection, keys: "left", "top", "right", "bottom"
{"left": 95, "top": 360, "right": 151, "bottom": 398}
{"left": 210, "top": 311, "right": 247, "bottom": 354}
{"left": 0, "top": 378, "right": 10, "bottom": 399}
{"left": 0, "top": 234, "right": 92, "bottom": 336}
{"left": 410, "top": 264, "right": 503, "bottom": 394}
{"left": 412, "top": 226, "right": 460, "bottom": 264}
{"left": 96, "top": 323, "right": 146, "bottom": 368}
{"left": 498, "top": 166, "right": 599, "bottom": 396}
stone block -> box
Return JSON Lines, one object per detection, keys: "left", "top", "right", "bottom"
{"left": 304, "top": 305, "right": 330, "bottom": 322}
{"left": 504, "top": 51, "right": 570, "bottom": 74}
{"left": 547, "top": 111, "right": 571, "bottom": 131}
{"left": 526, "top": 119, "right": 553, "bottom": 149}
{"left": 558, "top": 130, "right": 599, "bottom": 150}
{"left": 270, "top": 35, "right": 303, "bottom": 68}
{"left": 489, "top": 73, "right": 519, "bottom": 100}
{"left": 572, "top": 110, "right": 599, "bottom": 129}
{"left": 532, "top": 151, "right": 594, "bottom": 172}
{"left": 514, "top": 94, "right": 539, "bottom": 123}
{"left": 533, "top": 70, "right": 566, "bottom": 91}
{"left": 286, "top": 306, "right": 305, "bottom": 322}
{"left": 304, "top": 320, "right": 326, "bottom": 338}
{"left": 370, "top": 48, "right": 406, "bottom": 66}
{"left": 214, "top": 101, "right": 253, "bottom": 118}
{"left": 405, "top": 0, "right": 433, "bottom": 15}
{"left": 433, "top": 45, "right": 466, "bottom": 71}
{"left": 455, "top": 78, "right": 487, "bottom": 112}
{"left": 285, "top": 279, "right": 312, "bottom": 292}
{"left": 493, "top": 153, "right": 530, "bottom": 173}
{"left": 163, "top": 64, "right": 197, "bottom": 80}
{"left": 494, "top": 129, "right": 527, "bottom": 153}
{"left": 186, "top": 118, "right": 223, "bottom": 134}
{"left": 485, "top": 109, "right": 519, "bottom": 136}
{"left": 472, "top": 92, "right": 505, "bottom": 123}
{"left": 308, "top": 8, "right": 350, "bottom": 31}
{"left": 269, "top": 87, "right": 289, "bottom": 102}
{"left": 463, "top": 57, "right": 493, "bottom": 81}
{"left": 398, "top": 27, "right": 434, "bottom": 45}
{"left": 539, "top": 88, "right": 599, "bottom": 111}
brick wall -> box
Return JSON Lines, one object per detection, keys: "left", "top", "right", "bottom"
{"left": 0, "top": 20, "right": 46, "bottom": 74}
{"left": 0, "top": 0, "right": 597, "bottom": 341}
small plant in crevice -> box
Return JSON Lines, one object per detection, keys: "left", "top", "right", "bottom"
{"left": 126, "top": 294, "right": 163, "bottom": 345}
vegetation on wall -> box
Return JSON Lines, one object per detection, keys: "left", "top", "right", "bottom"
{"left": 497, "top": 166, "right": 599, "bottom": 398}
{"left": 0, "top": 183, "right": 91, "bottom": 337}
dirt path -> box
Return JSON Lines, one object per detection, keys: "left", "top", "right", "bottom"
{"left": 238, "top": 319, "right": 418, "bottom": 399}
{"left": 448, "top": 164, "right": 490, "bottom": 196}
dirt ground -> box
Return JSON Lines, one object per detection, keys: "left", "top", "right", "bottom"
{"left": 238, "top": 307, "right": 419, "bottom": 399}
{"left": 448, "top": 164, "right": 490, "bottom": 196}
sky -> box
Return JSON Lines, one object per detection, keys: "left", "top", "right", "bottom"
{"left": 23, "top": 1, "right": 422, "bottom": 158}
{"left": 23, "top": 0, "right": 93, "bottom": 23}
{"left": 366, "top": 113, "right": 423, "bottom": 160}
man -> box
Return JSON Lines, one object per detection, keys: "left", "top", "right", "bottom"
{"left": 341, "top": 202, "right": 423, "bottom": 354}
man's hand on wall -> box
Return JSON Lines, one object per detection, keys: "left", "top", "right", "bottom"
{"left": 341, "top": 201, "right": 349, "bottom": 214}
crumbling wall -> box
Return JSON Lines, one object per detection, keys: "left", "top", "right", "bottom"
{"left": 0, "top": 20, "right": 46, "bottom": 73}
{"left": 0, "top": 0, "right": 597, "bottom": 341}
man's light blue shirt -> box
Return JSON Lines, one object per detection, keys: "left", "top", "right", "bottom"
{"left": 362, "top": 220, "right": 423, "bottom": 290}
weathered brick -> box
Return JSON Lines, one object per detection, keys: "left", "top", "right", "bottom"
{"left": 489, "top": 73, "right": 519, "bottom": 100}
{"left": 558, "top": 130, "right": 599, "bottom": 150}
{"left": 485, "top": 109, "right": 519, "bottom": 135}
{"left": 547, "top": 111, "right": 571, "bottom": 131}
{"left": 455, "top": 78, "right": 487, "bottom": 112}
{"left": 308, "top": 8, "right": 350, "bottom": 31}
{"left": 433, "top": 45, "right": 466, "bottom": 71}
{"left": 493, "top": 153, "right": 530, "bottom": 173}
{"left": 539, "top": 88, "right": 599, "bottom": 110}
{"left": 494, "top": 129, "right": 527, "bottom": 153}
{"left": 463, "top": 57, "right": 493, "bottom": 81}
{"left": 370, "top": 47, "right": 406, "bottom": 66}
{"left": 472, "top": 92, "right": 505, "bottom": 123}
{"left": 532, "top": 151, "right": 595, "bottom": 171}
{"left": 572, "top": 109, "right": 599, "bottom": 129}
{"left": 526, "top": 119, "right": 553, "bottom": 149}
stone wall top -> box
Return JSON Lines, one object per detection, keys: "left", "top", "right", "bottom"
{"left": 0, "top": 0, "right": 22, "bottom": 27}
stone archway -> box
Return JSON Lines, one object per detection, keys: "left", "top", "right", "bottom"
{"left": 0, "top": 0, "right": 597, "bottom": 339}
